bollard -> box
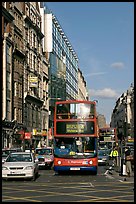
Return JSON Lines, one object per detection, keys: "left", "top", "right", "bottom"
{"left": 122, "top": 164, "right": 127, "bottom": 176}
{"left": 120, "top": 158, "right": 127, "bottom": 176}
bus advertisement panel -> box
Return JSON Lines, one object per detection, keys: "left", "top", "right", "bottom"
{"left": 53, "top": 100, "right": 98, "bottom": 174}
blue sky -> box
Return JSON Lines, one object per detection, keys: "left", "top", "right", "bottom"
{"left": 45, "top": 2, "right": 134, "bottom": 124}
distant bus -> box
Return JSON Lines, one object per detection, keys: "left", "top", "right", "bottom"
{"left": 53, "top": 100, "right": 98, "bottom": 174}
{"left": 98, "top": 127, "right": 118, "bottom": 149}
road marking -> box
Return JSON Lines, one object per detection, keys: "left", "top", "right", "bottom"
{"left": 105, "top": 174, "right": 114, "bottom": 179}
{"left": 104, "top": 170, "right": 109, "bottom": 175}
{"left": 89, "top": 182, "right": 94, "bottom": 187}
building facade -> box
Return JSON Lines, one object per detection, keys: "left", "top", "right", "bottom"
{"left": 78, "top": 68, "right": 89, "bottom": 100}
{"left": 39, "top": 3, "right": 80, "bottom": 137}
{"left": 2, "top": 2, "right": 15, "bottom": 148}
{"left": 40, "top": 3, "right": 79, "bottom": 101}
{"left": 110, "top": 83, "right": 134, "bottom": 141}
{"left": 2, "top": 2, "right": 90, "bottom": 149}
{"left": 97, "top": 114, "right": 106, "bottom": 129}
{"left": 2, "top": 2, "right": 49, "bottom": 149}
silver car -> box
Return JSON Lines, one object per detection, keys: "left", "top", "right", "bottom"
{"left": 2, "top": 152, "right": 39, "bottom": 181}
{"left": 98, "top": 149, "right": 109, "bottom": 166}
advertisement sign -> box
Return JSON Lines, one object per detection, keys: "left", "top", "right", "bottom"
{"left": 104, "top": 137, "right": 111, "bottom": 142}
{"left": 24, "top": 132, "right": 31, "bottom": 139}
{"left": 29, "top": 76, "right": 38, "bottom": 87}
{"left": 33, "top": 129, "right": 37, "bottom": 135}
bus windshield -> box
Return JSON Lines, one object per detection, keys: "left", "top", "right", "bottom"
{"left": 56, "top": 103, "right": 95, "bottom": 119}
{"left": 54, "top": 137, "right": 97, "bottom": 159}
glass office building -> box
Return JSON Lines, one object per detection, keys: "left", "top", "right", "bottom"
{"left": 42, "top": 3, "right": 79, "bottom": 101}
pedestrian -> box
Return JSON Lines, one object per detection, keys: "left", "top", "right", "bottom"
{"left": 125, "top": 147, "right": 132, "bottom": 177}
{"left": 109, "top": 147, "right": 118, "bottom": 166}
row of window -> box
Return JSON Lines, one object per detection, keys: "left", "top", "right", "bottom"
{"left": 66, "top": 84, "right": 77, "bottom": 99}
{"left": 66, "top": 72, "right": 78, "bottom": 90}
{"left": 14, "top": 82, "right": 22, "bottom": 98}
{"left": 14, "top": 108, "right": 22, "bottom": 123}
{"left": 27, "top": 51, "right": 41, "bottom": 71}
{"left": 25, "top": 3, "right": 41, "bottom": 29}
{"left": 52, "top": 27, "right": 78, "bottom": 67}
{"left": 14, "top": 12, "right": 23, "bottom": 31}
{"left": 24, "top": 104, "right": 42, "bottom": 129}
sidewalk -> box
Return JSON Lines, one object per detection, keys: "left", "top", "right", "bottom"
{"left": 107, "top": 165, "right": 134, "bottom": 183}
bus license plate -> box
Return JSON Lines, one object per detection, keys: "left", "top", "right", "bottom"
{"left": 70, "top": 167, "right": 80, "bottom": 170}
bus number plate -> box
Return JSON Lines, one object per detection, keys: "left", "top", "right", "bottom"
{"left": 70, "top": 167, "right": 80, "bottom": 170}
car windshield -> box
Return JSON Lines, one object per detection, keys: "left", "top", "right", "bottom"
{"left": 6, "top": 154, "right": 32, "bottom": 162}
{"left": 98, "top": 150, "right": 108, "bottom": 156}
{"left": 35, "top": 149, "right": 53, "bottom": 155}
{"left": 2, "top": 149, "right": 22, "bottom": 157}
{"left": 2, "top": 151, "right": 8, "bottom": 157}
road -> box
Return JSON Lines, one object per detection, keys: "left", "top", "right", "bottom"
{"left": 2, "top": 166, "right": 134, "bottom": 202}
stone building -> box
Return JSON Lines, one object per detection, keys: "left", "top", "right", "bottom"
{"left": 110, "top": 83, "right": 134, "bottom": 141}
{"left": 2, "top": 2, "right": 16, "bottom": 148}
{"left": 78, "top": 68, "right": 89, "bottom": 100}
{"left": 2, "top": 2, "right": 49, "bottom": 149}
{"left": 97, "top": 114, "right": 106, "bottom": 129}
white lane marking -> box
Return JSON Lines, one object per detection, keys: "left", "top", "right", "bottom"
{"left": 104, "top": 170, "right": 109, "bottom": 175}
{"left": 89, "top": 182, "right": 94, "bottom": 187}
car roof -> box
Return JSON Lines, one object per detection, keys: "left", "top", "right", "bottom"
{"left": 10, "top": 152, "right": 32, "bottom": 155}
{"left": 36, "top": 147, "right": 53, "bottom": 149}
{"left": 2, "top": 148, "right": 22, "bottom": 151}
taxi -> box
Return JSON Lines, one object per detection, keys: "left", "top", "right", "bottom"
{"left": 35, "top": 147, "right": 54, "bottom": 169}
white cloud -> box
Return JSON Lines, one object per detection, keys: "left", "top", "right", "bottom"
{"left": 110, "top": 62, "right": 124, "bottom": 69}
{"left": 84, "top": 72, "right": 107, "bottom": 77}
{"left": 89, "top": 88, "right": 119, "bottom": 99}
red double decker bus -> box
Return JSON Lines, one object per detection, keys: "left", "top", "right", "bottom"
{"left": 98, "top": 127, "right": 118, "bottom": 150}
{"left": 53, "top": 100, "right": 98, "bottom": 174}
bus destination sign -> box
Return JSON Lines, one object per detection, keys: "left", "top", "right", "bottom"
{"left": 56, "top": 121, "right": 95, "bottom": 135}
{"left": 66, "top": 124, "right": 85, "bottom": 133}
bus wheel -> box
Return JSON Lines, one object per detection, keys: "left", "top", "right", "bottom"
{"left": 93, "top": 171, "right": 97, "bottom": 175}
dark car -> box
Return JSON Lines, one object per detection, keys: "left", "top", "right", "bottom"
{"left": 98, "top": 149, "right": 110, "bottom": 166}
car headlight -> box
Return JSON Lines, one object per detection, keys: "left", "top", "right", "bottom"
{"left": 25, "top": 166, "right": 34, "bottom": 170}
{"left": 2, "top": 166, "right": 8, "bottom": 170}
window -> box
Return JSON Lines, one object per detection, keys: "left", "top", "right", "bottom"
{"left": 14, "top": 82, "right": 17, "bottom": 96}
{"left": 6, "top": 99, "right": 11, "bottom": 120}
{"left": 14, "top": 108, "right": 17, "bottom": 120}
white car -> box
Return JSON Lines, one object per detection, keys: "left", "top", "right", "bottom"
{"left": 2, "top": 152, "right": 39, "bottom": 181}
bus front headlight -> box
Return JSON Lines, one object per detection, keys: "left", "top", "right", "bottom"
{"left": 58, "top": 160, "right": 61, "bottom": 165}
{"left": 89, "top": 160, "right": 93, "bottom": 164}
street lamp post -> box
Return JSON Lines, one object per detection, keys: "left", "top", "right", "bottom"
{"left": 47, "top": 97, "right": 62, "bottom": 147}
